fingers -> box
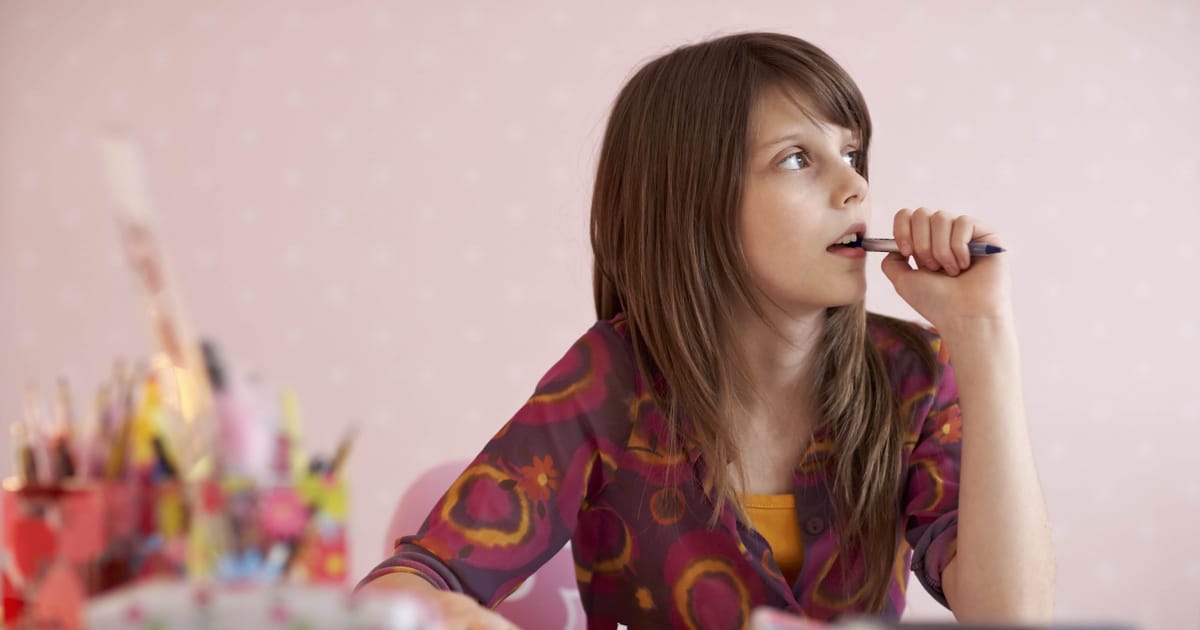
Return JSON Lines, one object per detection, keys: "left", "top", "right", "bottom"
{"left": 930, "top": 211, "right": 958, "bottom": 276}
{"left": 893, "top": 208, "right": 914, "bottom": 257}
{"left": 893, "top": 208, "right": 984, "bottom": 275}
{"left": 950, "top": 215, "right": 974, "bottom": 270}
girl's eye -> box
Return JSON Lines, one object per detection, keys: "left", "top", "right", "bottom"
{"left": 843, "top": 150, "right": 863, "bottom": 169}
{"left": 779, "top": 151, "right": 808, "bottom": 171}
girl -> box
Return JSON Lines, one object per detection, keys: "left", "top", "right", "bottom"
{"left": 359, "top": 32, "right": 1054, "bottom": 629}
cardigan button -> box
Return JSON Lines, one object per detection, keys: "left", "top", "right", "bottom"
{"left": 804, "top": 516, "right": 826, "bottom": 536}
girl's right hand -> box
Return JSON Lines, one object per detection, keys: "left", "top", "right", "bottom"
{"left": 424, "top": 589, "right": 521, "bottom": 630}
{"left": 358, "top": 572, "right": 521, "bottom": 630}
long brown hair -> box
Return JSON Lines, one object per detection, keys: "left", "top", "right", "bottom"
{"left": 590, "top": 32, "right": 935, "bottom": 612}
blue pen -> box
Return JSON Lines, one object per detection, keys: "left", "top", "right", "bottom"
{"left": 858, "top": 237, "right": 1005, "bottom": 256}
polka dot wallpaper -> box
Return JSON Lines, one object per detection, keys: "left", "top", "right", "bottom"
{"left": 1, "top": 2, "right": 1196, "bottom": 627}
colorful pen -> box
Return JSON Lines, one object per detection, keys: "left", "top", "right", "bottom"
{"left": 858, "top": 237, "right": 1005, "bottom": 256}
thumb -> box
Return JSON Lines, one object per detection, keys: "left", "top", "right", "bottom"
{"left": 879, "top": 252, "right": 914, "bottom": 291}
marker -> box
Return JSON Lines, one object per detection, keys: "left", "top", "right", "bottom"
{"left": 858, "top": 237, "right": 1005, "bottom": 256}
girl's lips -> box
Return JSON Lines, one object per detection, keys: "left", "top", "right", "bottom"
{"left": 826, "top": 244, "right": 866, "bottom": 259}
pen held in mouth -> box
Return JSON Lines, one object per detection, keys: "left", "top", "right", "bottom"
{"left": 857, "top": 238, "right": 1005, "bottom": 257}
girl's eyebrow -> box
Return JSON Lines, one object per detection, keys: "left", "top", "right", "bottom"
{"left": 756, "top": 127, "right": 859, "bottom": 154}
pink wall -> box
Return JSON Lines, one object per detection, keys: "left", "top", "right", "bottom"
{"left": 1, "top": 2, "right": 1196, "bottom": 627}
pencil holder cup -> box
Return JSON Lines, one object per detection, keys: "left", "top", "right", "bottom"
{"left": 205, "top": 476, "right": 348, "bottom": 585}
{"left": 2, "top": 479, "right": 107, "bottom": 629}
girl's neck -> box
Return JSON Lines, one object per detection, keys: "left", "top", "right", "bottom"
{"left": 730, "top": 303, "right": 826, "bottom": 431}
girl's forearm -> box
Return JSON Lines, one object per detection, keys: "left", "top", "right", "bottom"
{"left": 940, "top": 316, "right": 1055, "bottom": 622}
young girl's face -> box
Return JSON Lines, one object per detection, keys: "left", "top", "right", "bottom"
{"left": 739, "top": 85, "right": 871, "bottom": 316}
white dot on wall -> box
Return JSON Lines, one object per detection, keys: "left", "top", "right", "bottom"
{"left": 189, "top": 11, "right": 213, "bottom": 29}
{"left": 57, "top": 286, "right": 81, "bottom": 309}
{"left": 371, "top": 87, "right": 395, "bottom": 111}
{"left": 1088, "top": 400, "right": 1113, "bottom": 424}
{"left": 504, "top": 48, "right": 526, "bottom": 65}
{"left": 56, "top": 208, "right": 81, "bottom": 230}
{"left": 282, "top": 245, "right": 304, "bottom": 268}
{"left": 462, "top": 168, "right": 481, "bottom": 186}
{"left": 151, "top": 129, "right": 172, "bottom": 148}
{"left": 503, "top": 125, "right": 527, "bottom": 144}
{"left": 191, "top": 170, "right": 212, "bottom": 190}
{"left": 1089, "top": 486, "right": 1113, "bottom": 507}
{"left": 373, "top": 487, "right": 393, "bottom": 510}
{"left": 324, "top": 125, "right": 349, "bottom": 146}
{"left": 1132, "top": 281, "right": 1152, "bottom": 300}
{"left": 1174, "top": 159, "right": 1197, "bottom": 184}
{"left": 323, "top": 48, "right": 349, "bottom": 67}
{"left": 417, "top": 368, "right": 436, "bottom": 387}
{"left": 371, "top": 248, "right": 394, "bottom": 268}
{"left": 503, "top": 284, "right": 527, "bottom": 305}
{"left": 414, "top": 47, "right": 436, "bottom": 67}
{"left": 327, "top": 365, "right": 347, "bottom": 386}
{"left": 902, "top": 5, "right": 927, "bottom": 24}
{"left": 504, "top": 204, "right": 528, "bottom": 225}
{"left": 285, "top": 89, "right": 305, "bottom": 109}
{"left": 193, "top": 249, "right": 214, "bottom": 270}
{"left": 993, "top": 84, "right": 1014, "bottom": 104}
{"left": 18, "top": 170, "right": 39, "bottom": 190}
{"left": 238, "top": 129, "right": 259, "bottom": 146}
{"left": 15, "top": 330, "right": 37, "bottom": 350}
{"left": 504, "top": 363, "right": 526, "bottom": 386}
{"left": 283, "top": 326, "right": 303, "bottom": 347}
{"left": 195, "top": 89, "right": 217, "bottom": 109}
{"left": 905, "top": 86, "right": 927, "bottom": 105}
{"left": 236, "top": 50, "right": 260, "bottom": 70}
{"left": 238, "top": 286, "right": 258, "bottom": 305}
{"left": 635, "top": 7, "right": 659, "bottom": 26}
{"left": 1172, "top": 81, "right": 1193, "bottom": 103}
{"left": 370, "top": 327, "right": 394, "bottom": 346}
{"left": 150, "top": 50, "right": 172, "bottom": 70}
{"left": 461, "top": 327, "right": 484, "bottom": 345}
{"left": 323, "top": 284, "right": 347, "bottom": 305}
{"left": 549, "top": 86, "right": 571, "bottom": 108}
{"left": 459, "top": 7, "right": 482, "bottom": 27}
{"left": 370, "top": 164, "right": 393, "bottom": 187}
{"left": 107, "top": 90, "right": 127, "bottom": 111}
{"left": 284, "top": 169, "right": 304, "bottom": 189}
{"left": 552, "top": 165, "right": 569, "bottom": 185}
